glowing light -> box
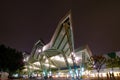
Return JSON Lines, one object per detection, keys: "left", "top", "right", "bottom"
{"left": 13, "top": 74, "right": 18, "bottom": 77}
{"left": 67, "top": 58, "right": 73, "bottom": 63}
{"left": 43, "top": 71, "right": 45, "bottom": 75}
{"left": 23, "top": 56, "right": 29, "bottom": 62}
{"left": 38, "top": 49, "right": 41, "bottom": 52}
{"left": 110, "top": 70, "right": 112, "bottom": 74}
{"left": 81, "top": 67, "right": 84, "bottom": 72}
{"left": 44, "top": 63, "right": 56, "bottom": 68}
{"left": 71, "top": 52, "right": 76, "bottom": 57}
{"left": 33, "top": 62, "right": 40, "bottom": 65}
{"left": 45, "top": 59, "right": 48, "bottom": 63}
{"left": 48, "top": 71, "right": 52, "bottom": 76}
{"left": 51, "top": 56, "right": 65, "bottom": 62}
{"left": 42, "top": 45, "right": 48, "bottom": 51}
{"left": 71, "top": 52, "right": 74, "bottom": 55}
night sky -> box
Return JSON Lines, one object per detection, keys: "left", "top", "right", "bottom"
{"left": 0, "top": 0, "right": 120, "bottom": 55}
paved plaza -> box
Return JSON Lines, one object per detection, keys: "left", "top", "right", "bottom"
{"left": 5, "top": 76, "right": 120, "bottom": 80}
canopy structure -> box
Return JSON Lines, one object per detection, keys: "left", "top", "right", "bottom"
{"left": 25, "top": 12, "right": 92, "bottom": 73}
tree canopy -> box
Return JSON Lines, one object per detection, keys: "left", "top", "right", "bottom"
{"left": 0, "top": 44, "right": 24, "bottom": 73}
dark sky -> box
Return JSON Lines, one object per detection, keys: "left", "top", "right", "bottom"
{"left": 0, "top": 0, "right": 120, "bottom": 55}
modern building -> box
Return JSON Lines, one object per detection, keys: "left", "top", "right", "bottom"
{"left": 23, "top": 12, "right": 93, "bottom": 78}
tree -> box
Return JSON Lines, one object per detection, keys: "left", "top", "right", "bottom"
{"left": 0, "top": 44, "right": 24, "bottom": 74}
{"left": 90, "top": 55, "right": 106, "bottom": 80}
{"left": 106, "top": 52, "right": 120, "bottom": 72}
{"left": 117, "top": 57, "right": 120, "bottom": 69}
{"left": 106, "top": 58, "right": 118, "bottom": 68}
